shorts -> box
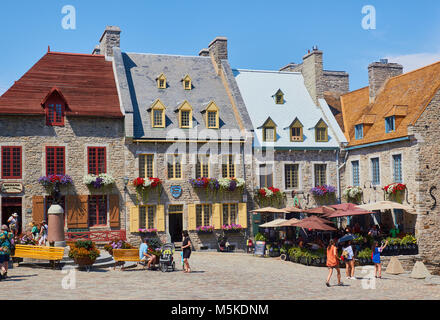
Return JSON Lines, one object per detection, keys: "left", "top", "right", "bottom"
{"left": 183, "top": 250, "right": 191, "bottom": 259}
{"left": 0, "top": 255, "right": 10, "bottom": 263}
{"left": 345, "top": 258, "right": 353, "bottom": 262}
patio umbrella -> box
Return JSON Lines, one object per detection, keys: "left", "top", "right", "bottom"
{"left": 283, "top": 206, "right": 304, "bottom": 213}
{"left": 258, "top": 219, "right": 288, "bottom": 228}
{"left": 328, "top": 203, "right": 360, "bottom": 211}
{"left": 337, "top": 234, "right": 356, "bottom": 243}
{"left": 357, "top": 201, "right": 416, "bottom": 213}
{"left": 290, "top": 217, "right": 337, "bottom": 231}
{"left": 327, "top": 208, "right": 374, "bottom": 218}
{"left": 251, "top": 207, "right": 289, "bottom": 214}
{"left": 304, "top": 206, "right": 336, "bottom": 216}
{"left": 277, "top": 218, "right": 300, "bottom": 227}
{"left": 305, "top": 215, "right": 335, "bottom": 225}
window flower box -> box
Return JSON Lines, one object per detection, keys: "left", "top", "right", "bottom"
{"left": 139, "top": 228, "right": 158, "bottom": 236}
{"left": 310, "top": 185, "right": 336, "bottom": 205}
{"left": 383, "top": 183, "right": 406, "bottom": 203}
{"left": 342, "top": 186, "right": 363, "bottom": 204}
{"left": 196, "top": 225, "right": 214, "bottom": 233}
{"left": 218, "top": 178, "right": 245, "bottom": 192}
{"left": 133, "top": 177, "right": 162, "bottom": 204}
{"left": 256, "top": 186, "right": 285, "bottom": 207}
{"left": 84, "top": 173, "right": 115, "bottom": 191}
{"left": 38, "top": 174, "right": 73, "bottom": 192}
{"left": 222, "top": 224, "right": 244, "bottom": 233}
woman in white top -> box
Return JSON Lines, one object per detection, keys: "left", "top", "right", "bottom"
{"left": 38, "top": 221, "right": 48, "bottom": 246}
{"left": 342, "top": 241, "right": 356, "bottom": 280}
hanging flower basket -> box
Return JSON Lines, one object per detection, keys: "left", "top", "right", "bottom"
{"left": 255, "top": 186, "right": 285, "bottom": 207}
{"left": 342, "top": 186, "right": 363, "bottom": 204}
{"left": 383, "top": 183, "right": 406, "bottom": 203}
{"left": 38, "top": 174, "right": 73, "bottom": 192}
{"left": 189, "top": 178, "right": 220, "bottom": 198}
{"left": 310, "top": 185, "right": 336, "bottom": 205}
{"left": 133, "top": 177, "right": 162, "bottom": 204}
{"left": 84, "top": 173, "right": 115, "bottom": 192}
{"left": 218, "top": 178, "right": 245, "bottom": 192}
{"left": 196, "top": 225, "right": 214, "bottom": 233}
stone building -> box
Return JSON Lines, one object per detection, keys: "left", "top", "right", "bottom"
{"left": 233, "top": 49, "right": 348, "bottom": 234}
{"left": 339, "top": 58, "right": 440, "bottom": 269}
{"left": 0, "top": 50, "right": 126, "bottom": 237}
{"left": 97, "top": 26, "right": 254, "bottom": 250}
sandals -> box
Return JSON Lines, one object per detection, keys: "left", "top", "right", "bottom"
{"left": 325, "top": 282, "right": 330, "bottom": 287}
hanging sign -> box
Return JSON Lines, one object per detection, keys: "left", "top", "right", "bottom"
{"left": 1, "top": 183, "right": 23, "bottom": 194}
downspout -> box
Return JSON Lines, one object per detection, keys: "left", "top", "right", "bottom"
{"left": 337, "top": 146, "right": 349, "bottom": 228}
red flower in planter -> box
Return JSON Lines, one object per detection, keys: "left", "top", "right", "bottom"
{"left": 259, "top": 188, "right": 266, "bottom": 197}
{"left": 133, "top": 177, "right": 145, "bottom": 187}
{"left": 149, "top": 177, "right": 162, "bottom": 188}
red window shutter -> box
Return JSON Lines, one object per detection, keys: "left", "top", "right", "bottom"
{"left": 1, "top": 146, "right": 22, "bottom": 179}
{"left": 32, "top": 196, "right": 45, "bottom": 224}
{"left": 109, "top": 194, "right": 120, "bottom": 228}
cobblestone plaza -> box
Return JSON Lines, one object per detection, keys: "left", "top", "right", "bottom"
{"left": 1, "top": 252, "right": 439, "bottom": 300}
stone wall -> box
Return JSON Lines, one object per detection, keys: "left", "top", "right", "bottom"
{"left": 124, "top": 141, "right": 255, "bottom": 250}
{"left": 0, "top": 115, "right": 126, "bottom": 232}
{"left": 411, "top": 88, "right": 440, "bottom": 267}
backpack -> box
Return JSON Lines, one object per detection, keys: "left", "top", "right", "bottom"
{"left": 0, "top": 232, "right": 15, "bottom": 256}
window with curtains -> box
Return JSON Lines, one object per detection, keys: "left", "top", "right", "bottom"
{"left": 167, "top": 154, "right": 182, "bottom": 179}
{"left": 46, "top": 146, "right": 65, "bottom": 175}
{"left": 196, "top": 155, "right": 209, "bottom": 178}
{"left": 314, "top": 164, "right": 327, "bottom": 186}
{"left": 139, "top": 154, "right": 154, "bottom": 178}
{"left": 139, "top": 205, "right": 156, "bottom": 229}
{"left": 1, "top": 146, "right": 22, "bottom": 179}
{"left": 393, "top": 154, "right": 402, "bottom": 183}
{"left": 352, "top": 160, "right": 360, "bottom": 186}
{"left": 285, "top": 164, "right": 299, "bottom": 189}
{"left": 355, "top": 124, "right": 364, "bottom": 140}
{"left": 88, "top": 195, "right": 107, "bottom": 227}
{"left": 259, "top": 164, "right": 273, "bottom": 188}
{"left": 222, "top": 203, "right": 238, "bottom": 226}
{"left": 222, "top": 155, "right": 235, "bottom": 178}
{"left": 371, "top": 158, "right": 380, "bottom": 185}
{"left": 196, "top": 204, "right": 212, "bottom": 227}
{"left": 87, "top": 147, "right": 106, "bottom": 175}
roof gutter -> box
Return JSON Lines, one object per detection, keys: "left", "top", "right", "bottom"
{"left": 344, "top": 137, "right": 410, "bottom": 151}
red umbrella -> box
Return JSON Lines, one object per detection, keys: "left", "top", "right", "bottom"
{"left": 327, "top": 208, "right": 373, "bottom": 218}
{"left": 304, "top": 206, "right": 336, "bottom": 216}
{"left": 328, "top": 203, "right": 360, "bottom": 211}
{"left": 291, "top": 217, "right": 337, "bottom": 231}
{"left": 305, "top": 215, "right": 335, "bottom": 225}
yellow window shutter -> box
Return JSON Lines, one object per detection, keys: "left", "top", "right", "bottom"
{"left": 212, "top": 203, "right": 222, "bottom": 230}
{"left": 156, "top": 205, "right": 165, "bottom": 232}
{"left": 238, "top": 203, "right": 248, "bottom": 229}
{"left": 129, "top": 206, "right": 139, "bottom": 233}
{"left": 188, "top": 204, "right": 196, "bottom": 231}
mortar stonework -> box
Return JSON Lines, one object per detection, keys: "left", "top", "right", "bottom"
{"left": 0, "top": 116, "right": 126, "bottom": 233}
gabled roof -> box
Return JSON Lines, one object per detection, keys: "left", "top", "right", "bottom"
{"left": 341, "top": 60, "right": 440, "bottom": 146}
{"left": 0, "top": 52, "right": 122, "bottom": 118}
{"left": 233, "top": 69, "right": 346, "bottom": 148}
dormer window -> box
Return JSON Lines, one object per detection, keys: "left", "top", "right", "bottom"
{"left": 149, "top": 99, "right": 166, "bottom": 128}
{"left": 355, "top": 124, "right": 364, "bottom": 139}
{"left": 41, "top": 88, "right": 67, "bottom": 127}
{"left": 385, "top": 116, "right": 395, "bottom": 133}
{"left": 315, "top": 119, "right": 328, "bottom": 142}
{"left": 273, "top": 89, "right": 284, "bottom": 104}
{"left": 156, "top": 73, "right": 167, "bottom": 89}
{"left": 204, "top": 101, "right": 219, "bottom": 129}
{"left": 260, "top": 117, "right": 277, "bottom": 142}
{"left": 177, "top": 101, "right": 193, "bottom": 128}
{"left": 288, "top": 118, "right": 303, "bottom": 142}
{"left": 182, "top": 75, "right": 192, "bottom": 90}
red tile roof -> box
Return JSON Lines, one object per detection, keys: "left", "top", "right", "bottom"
{"left": 341, "top": 60, "right": 440, "bottom": 146}
{"left": 0, "top": 52, "right": 122, "bottom": 118}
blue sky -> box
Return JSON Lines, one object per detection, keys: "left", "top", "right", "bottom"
{"left": 1, "top": 0, "right": 440, "bottom": 95}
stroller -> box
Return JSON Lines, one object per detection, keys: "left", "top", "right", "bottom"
{"left": 159, "top": 243, "right": 176, "bottom": 272}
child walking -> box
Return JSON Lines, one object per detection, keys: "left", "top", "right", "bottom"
{"left": 372, "top": 240, "right": 388, "bottom": 278}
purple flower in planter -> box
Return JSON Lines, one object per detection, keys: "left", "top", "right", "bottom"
{"left": 228, "top": 179, "right": 237, "bottom": 191}
{"left": 60, "top": 175, "right": 73, "bottom": 185}
{"left": 209, "top": 179, "right": 220, "bottom": 190}
{"left": 93, "top": 177, "right": 104, "bottom": 189}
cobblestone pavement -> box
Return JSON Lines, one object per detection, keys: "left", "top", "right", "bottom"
{"left": 1, "top": 252, "right": 439, "bottom": 300}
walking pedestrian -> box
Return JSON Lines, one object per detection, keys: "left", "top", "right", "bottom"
{"left": 181, "top": 230, "right": 192, "bottom": 273}
{"left": 38, "top": 221, "right": 48, "bottom": 246}
{"left": 0, "top": 225, "right": 14, "bottom": 280}
{"left": 325, "top": 239, "right": 342, "bottom": 287}
{"left": 342, "top": 241, "right": 356, "bottom": 280}
{"left": 7, "top": 213, "right": 18, "bottom": 237}
{"left": 372, "top": 240, "right": 388, "bottom": 278}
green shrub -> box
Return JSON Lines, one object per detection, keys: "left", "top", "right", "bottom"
{"left": 255, "top": 233, "right": 266, "bottom": 241}
{"left": 357, "top": 248, "right": 372, "bottom": 259}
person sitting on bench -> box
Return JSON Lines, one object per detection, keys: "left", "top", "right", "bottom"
{"left": 139, "top": 237, "right": 157, "bottom": 269}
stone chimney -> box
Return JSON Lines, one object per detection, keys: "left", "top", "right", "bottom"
{"left": 279, "top": 62, "right": 302, "bottom": 72}
{"left": 199, "top": 48, "right": 210, "bottom": 57}
{"left": 301, "top": 46, "right": 324, "bottom": 105}
{"left": 368, "top": 59, "right": 403, "bottom": 101}
{"left": 94, "top": 26, "right": 121, "bottom": 57}
{"left": 208, "top": 37, "right": 228, "bottom": 72}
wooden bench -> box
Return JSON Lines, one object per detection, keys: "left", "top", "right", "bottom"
{"left": 12, "top": 245, "right": 65, "bottom": 269}
{"left": 113, "top": 248, "right": 159, "bottom": 270}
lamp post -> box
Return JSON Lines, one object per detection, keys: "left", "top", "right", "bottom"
{"left": 123, "top": 176, "right": 129, "bottom": 236}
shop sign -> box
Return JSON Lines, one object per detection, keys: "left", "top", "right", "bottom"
{"left": 254, "top": 241, "right": 266, "bottom": 256}
{"left": 170, "top": 185, "right": 182, "bottom": 199}
{"left": 1, "top": 183, "right": 23, "bottom": 194}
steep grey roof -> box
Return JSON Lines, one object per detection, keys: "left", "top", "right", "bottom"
{"left": 114, "top": 49, "right": 249, "bottom": 139}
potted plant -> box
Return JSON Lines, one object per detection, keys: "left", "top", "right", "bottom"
{"left": 383, "top": 183, "right": 406, "bottom": 203}
{"left": 133, "top": 177, "right": 162, "bottom": 204}
{"left": 83, "top": 173, "right": 115, "bottom": 191}
{"left": 222, "top": 224, "right": 244, "bottom": 233}
{"left": 139, "top": 228, "right": 158, "bottom": 236}
{"left": 68, "top": 240, "right": 100, "bottom": 270}
{"left": 103, "top": 239, "right": 133, "bottom": 256}
{"left": 38, "top": 174, "right": 73, "bottom": 192}
{"left": 256, "top": 186, "right": 285, "bottom": 207}
{"left": 196, "top": 225, "right": 214, "bottom": 234}
{"left": 343, "top": 186, "right": 363, "bottom": 204}
{"left": 310, "top": 185, "right": 336, "bottom": 205}
{"left": 218, "top": 177, "right": 246, "bottom": 194}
